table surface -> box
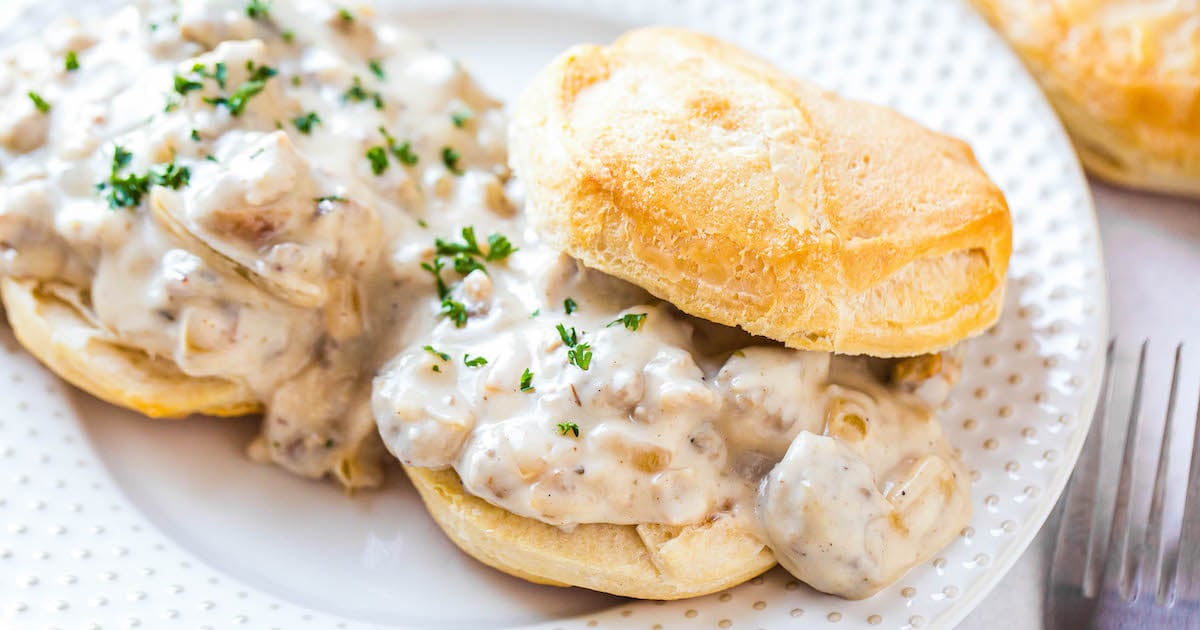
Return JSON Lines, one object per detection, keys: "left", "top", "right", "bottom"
{"left": 961, "top": 180, "right": 1200, "bottom": 629}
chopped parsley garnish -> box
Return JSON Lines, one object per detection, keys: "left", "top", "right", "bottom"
{"left": 337, "top": 8, "right": 354, "bottom": 22}
{"left": 314, "top": 195, "right": 347, "bottom": 203}
{"left": 463, "top": 354, "right": 488, "bottom": 368}
{"left": 212, "top": 62, "right": 229, "bottom": 89}
{"left": 520, "top": 368, "right": 534, "bottom": 392}
{"left": 451, "top": 109, "right": 473, "bottom": 128}
{"left": 97, "top": 146, "right": 190, "bottom": 209}
{"left": 190, "top": 129, "right": 201, "bottom": 141}
{"left": 378, "top": 127, "right": 418, "bottom": 165}
{"left": 292, "top": 111, "right": 321, "bottom": 134}
{"left": 368, "top": 59, "right": 385, "bottom": 80}
{"left": 568, "top": 344, "right": 593, "bottom": 370}
{"left": 421, "top": 226, "right": 517, "bottom": 328}
{"left": 556, "top": 324, "right": 578, "bottom": 347}
{"left": 324, "top": 438, "right": 335, "bottom": 448}
{"left": 423, "top": 345, "right": 451, "bottom": 361}
{"left": 343, "top": 76, "right": 383, "bottom": 109}
{"left": 152, "top": 162, "right": 191, "bottom": 189}
{"left": 441, "top": 146, "right": 463, "bottom": 175}
{"left": 64, "top": 51, "right": 79, "bottom": 72}
{"left": 182, "top": 62, "right": 228, "bottom": 91}
{"left": 204, "top": 63, "right": 275, "bottom": 116}
{"left": 365, "top": 146, "right": 389, "bottom": 175}
{"left": 281, "top": 29, "right": 295, "bottom": 43}
{"left": 530, "top": 309, "right": 540, "bottom": 318}
{"left": 394, "top": 141, "right": 419, "bottom": 165}
{"left": 420, "top": 257, "right": 449, "bottom": 299}
{"left": 556, "top": 324, "right": 592, "bottom": 370}
{"left": 435, "top": 226, "right": 483, "bottom": 257}
{"left": 205, "top": 154, "right": 219, "bottom": 162}
{"left": 485, "top": 233, "right": 515, "bottom": 261}
{"left": 27, "top": 91, "right": 51, "bottom": 113}
{"left": 245, "top": 0, "right": 271, "bottom": 19}
{"left": 452, "top": 253, "right": 486, "bottom": 276}
{"left": 173, "top": 74, "right": 204, "bottom": 96}
{"left": 417, "top": 219, "right": 428, "bottom": 228}
{"left": 557, "top": 422, "right": 580, "bottom": 438}
{"left": 607, "top": 313, "right": 647, "bottom": 331}
{"left": 563, "top": 298, "right": 578, "bottom": 315}
{"left": 440, "top": 298, "right": 468, "bottom": 327}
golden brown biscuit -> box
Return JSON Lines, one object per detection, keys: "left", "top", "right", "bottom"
{"left": 511, "top": 27, "right": 1012, "bottom": 357}
{"left": 404, "top": 466, "right": 776, "bottom": 599}
{"left": 972, "top": 0, "right": 1200, "bottom": 197}
{"left": 407, "top": 28, "right": 999, "bottom": 601}
{"left": 1, "top": 277, "right": 259, "bottom": 418}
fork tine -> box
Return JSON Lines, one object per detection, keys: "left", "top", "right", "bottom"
{"left": 1173, "top": 356, "right": 1200, "bottom": 604}
{"left": 1101, "top": 340, "right": 1149, "bottom": 601}
{"left": 1050, "top": 338, "right": 1115, "bottom": 605}
{"left": 1146, "top": 343, "right": 1184, "bottom": 604}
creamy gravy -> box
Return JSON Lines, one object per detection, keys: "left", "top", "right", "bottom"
{"left": 1, "top": 0, "right": 972, "bottom": 598}
{"left": 0, "top": 0, "right": 511, "bottom": 485}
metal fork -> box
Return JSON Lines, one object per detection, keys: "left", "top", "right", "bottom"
{"left": 1047, "top": 341, "right": 1200, "bottom": 629}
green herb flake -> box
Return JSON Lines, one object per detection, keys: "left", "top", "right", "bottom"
{"left": 323, "top": 437, "right": 335, "bottom": 448}
{"left": 463, "top": 354, "right": 488, "bottom": 368}
{"left": 435, "top": 226, "right": 482, "bottom": 257}
{"left": 281, "top": 29, "right": 295, "bottom": 43}
{"left": 378, "top": 127, "right": 418, "bottom": 165}
{"left": 417, "top": 219, "right": 428, "bottom": 228}
{"left": 556, "top": 422, "right": 580, "bottom": 438}
{"left": 343, "top": 76, "right": 383, "bottom": 109}
{"left": 366, "top": 146, "right": 389, "bottom": 175}
{"left": 530, "top": 309, "right": 540, "bottom": 318}
{"left": 423, "top": 345, "right": 451, "bottom": 362}
{"left": 393, "top": 140, "right": 418, "bottom": 165}
{"left": 64, "top": 51, "right": 79, "bottom": 72}
{"left": 556, "top": 324, "right": 578, "bottom": 347}
{"left": 314, "top": 195, "right": 347, "bottom": 203}
{"left": 520, "top": 368, "right": 534, "bottom": 392}
{"left": 97, "top": 146, "right": 190, "bottom": 210}
{"left": 173, "top": 74, "right": 204, "bottom": 96}
{"left": 214, "top": 62, "right": 228, "bottom": 89}
{"left": 205, "top": 63, "right": 274, "bottom": 116}
{"left": 245, "top": 0, "right": 271, "bottom": 19}
{"left": 452, "top": 252, "right": 486, "bottom": 277}
{"left": 485, "top": 233, "right": 516, "bottom": 261}
{"left": 420, "top": 257, "right": 449, "bottom": 299}
{"left": 606, "top": 313, "right": 647, "bottom": 331}
{"left": 337, "top": 8, "right": 354, "bottom": 22}
{"left": 431, "top": 364, "right": 441, "bottom": 373}
{"left": 554, "top": 324, "right": 591, "bottom": 370}
{"left": 150, "top": 161, "right": 191, "bottom": 190}
{"left": 563, "top": 297, "right": 578, "bottom": 315}
{"left": 368, "top": 59, "right": 385, "bottom": 80}
{"left": 27, "top": 91, "right": 51, "bottom": 113}
{"left": 567, "top": 343, "right": 593, "bottom": 371}
{"left": 451, "top": 109, "right": 473, "bottom": 128}
{"left": 440, "top": 298, "right": 468, "bottom": 328}
{"left": 441, "top": 146, "right": 463, "bottom": 175}
{"left": 292, "top": 111, "right": 321, "bottom": 134}
{"left": 190, "top": 129, "right": 201, "bottom": 141}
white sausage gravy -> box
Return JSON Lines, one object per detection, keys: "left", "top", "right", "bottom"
{"left": 0, "top": 0, "right": 972, "bottom": 598}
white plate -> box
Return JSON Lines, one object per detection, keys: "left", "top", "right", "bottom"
{"left": 0, "top": 0, "right": 1107, "bottom": 628}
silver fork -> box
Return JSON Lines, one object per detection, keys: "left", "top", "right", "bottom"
{"left": 1047, "top": 341, "right": 1200, "bottom": 629}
